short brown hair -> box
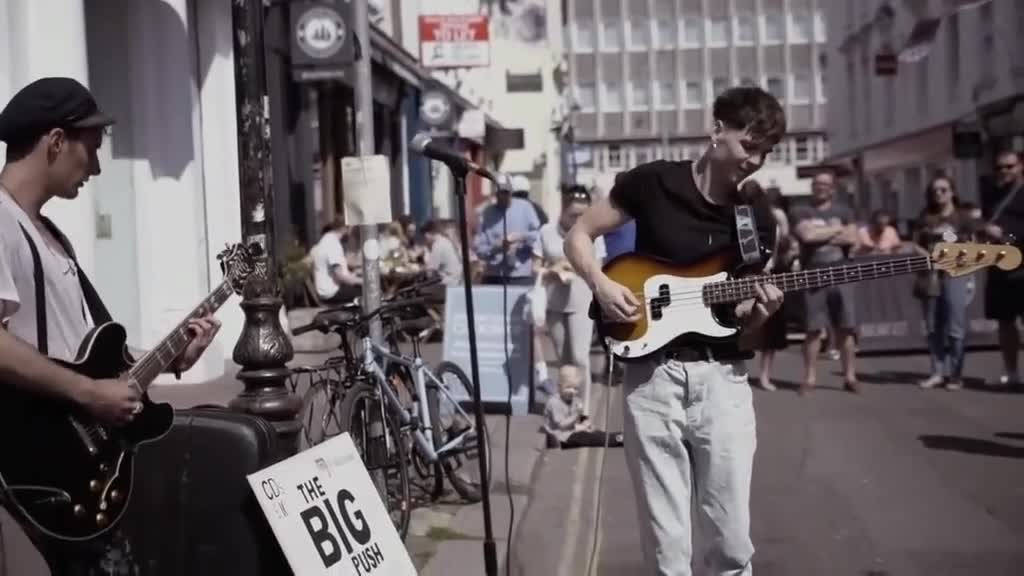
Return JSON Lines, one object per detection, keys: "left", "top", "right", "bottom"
{"left": 713, "top": 86, "right": 786, "bottom": 147}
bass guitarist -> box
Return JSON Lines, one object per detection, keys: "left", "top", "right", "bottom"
{"left": 0, "top": 78, "right": 219, "bottom": 575}
{"left": 565, "top": 86, "right": 785, "bottom": 575}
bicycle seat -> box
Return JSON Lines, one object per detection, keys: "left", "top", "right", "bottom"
{"left": 314, "top": 306, "right": 361, "bottom": 329}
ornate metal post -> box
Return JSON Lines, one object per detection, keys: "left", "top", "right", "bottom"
{"left": 228, "top": 0, "right": 301, "bottom": 446}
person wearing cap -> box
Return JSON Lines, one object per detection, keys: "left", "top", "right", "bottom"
{"left": 472, "top": 176, "right": 541, "bottom": 285}
{"left": 0, "top": 77, "right": 221, "bottom": 572}
{"left": 510, "top": 175, "right": 549, "bottom": 226}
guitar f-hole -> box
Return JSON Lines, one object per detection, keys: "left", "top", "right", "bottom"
{"left": 651, "top": 284, "right": 671, "bottom": 321}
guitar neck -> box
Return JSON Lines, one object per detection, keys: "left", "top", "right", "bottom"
{"left": 703, "top": 255, "right": 933, "bottom": 305}
{"left": 128, "top": 281, "right": 234, "bottom": 390}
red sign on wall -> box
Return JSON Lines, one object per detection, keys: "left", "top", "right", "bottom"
{"left": 419, "top": 15, "right": 490, "bottom": 68}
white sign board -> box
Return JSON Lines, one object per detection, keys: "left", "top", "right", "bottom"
{"left": 342, "top": 155, "right": 393, "bottom": 225}
{"left": 419, "top": 15, "right": 490, "bottom": 68}
{"left": 247, "top": 434, "right": 417, "bottom": 576}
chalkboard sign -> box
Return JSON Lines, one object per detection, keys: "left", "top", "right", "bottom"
{"left": 442, "top": 285, "right": 532, "bottom": 415}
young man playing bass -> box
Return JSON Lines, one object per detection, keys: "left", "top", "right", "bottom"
{"left": 565, "top": 86, "right": 785, "bottom": 575}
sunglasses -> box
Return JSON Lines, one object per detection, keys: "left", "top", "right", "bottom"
{"left": 997, "top": 163, "right": 1019, "bottom": 171}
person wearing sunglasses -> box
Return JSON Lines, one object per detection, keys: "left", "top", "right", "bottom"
{"left": 981, "top": 149, "right": 1024, "bottom": 389}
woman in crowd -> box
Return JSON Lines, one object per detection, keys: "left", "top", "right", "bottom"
{"left": 533, "top": 187, "right": 604, "bottom": 416}
{"left": 856, "top": 209, "right": 903, "bottom": 255}
{"left": 913, "top": 175, "right": 978, "bottom": 390}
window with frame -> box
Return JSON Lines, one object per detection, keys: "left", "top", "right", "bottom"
{"left": 602, "top": 81, "right": 623, "bottom": 111}
{"left": 712, "top": 76, "right": 729, "bottom": 100}
{"left": 734, "top": 12, "right": 755, "bottom": 44}
{"left": 710, "top": 17, "right": 729, "bottom": 46}
{"left": 795, "top": 136, "right": 810, "bottom": 162}
{"left": 657, "top": 81, "right": 676, "bottom": 109}
{"left": 766, "top": 76, "right": 784, "bottom": 101}
{"left": 814, "top": 7, "right": 827, "bottom": 42}
{"left": 763, "top": 10, "right": 784, "bottom": 44}
{"left": 608, "top": 145, "right": 623, "bottom": 169}
{"left": 635, "top": 146, "right": 650, "bottom": 166}
{"left": 791, "top": 10, "right": 811, "bottom": 43}
{"left": 575, "top": 83, "right": 596, "bottom": 112}
{"left": 739, "top": 76, "right": 757, "bottom": 87}
{"left": 680, "top": 16, "right": 704, "bottom": 47}
{"left": 655, "top": 18, "right": 675, "bottom": 49}
{"left": 574, "top": 20, "right": 594, "bottom": 52}
{"left": 684, "top": 81, "right": 704, "bottom": 108}
{"left": 629, "top": 19, "right": 650, "bottom": 50}
{"left": 601, "top": 20, "right": 621, "bottom": 51}
{"left": 791, "top": 74, "right": 811, "bottom": 103}
{"left": 630, "top": 80, "right": 650, "bottom": 110}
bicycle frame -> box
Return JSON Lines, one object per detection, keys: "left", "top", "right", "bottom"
{"left": 359, "top": 336, "right": 478, "bottom": 466}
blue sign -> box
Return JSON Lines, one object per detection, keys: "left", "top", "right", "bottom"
{"left": 442, "top": 285, "right": 531, "bottom": 415}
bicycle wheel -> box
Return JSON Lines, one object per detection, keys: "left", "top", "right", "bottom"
{"left": 339, "top": 383, "right": 411, "bottom": 539}
{"left": 296, "top": 367, "right": 348, "bottom": 451}
{"left": 427, "top": 361, "right": 491, "bottom": 503}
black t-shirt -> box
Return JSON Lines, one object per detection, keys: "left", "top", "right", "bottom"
{"left": 609, "top": 160, "right": 776, "bottom": 267}
{"left": 608, "top": 160, "right": 777, "bottom": 356}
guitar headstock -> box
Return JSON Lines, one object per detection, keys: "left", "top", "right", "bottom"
{"left": 217, "top": 242, "right": 266, "bottom": 295}
{"left": 931, "top": 242, "right": 1022, "bottom": 277}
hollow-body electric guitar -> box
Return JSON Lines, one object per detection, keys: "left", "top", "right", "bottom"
{"left": 596, "top": 242, "right": 1022, "bottom": 360}
{"left": 0, "top": 244, "right": 261, "bottom": 541}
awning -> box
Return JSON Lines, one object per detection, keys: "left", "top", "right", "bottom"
{"left": 825, "top": 123, "right": 953, "bottom": 174}
{"left": 899, "top": 17, "right": 941, "bottom": 63}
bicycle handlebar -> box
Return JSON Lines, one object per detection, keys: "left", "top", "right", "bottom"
{"left": 290, "top": 295, "right": 431, "bottom": 336}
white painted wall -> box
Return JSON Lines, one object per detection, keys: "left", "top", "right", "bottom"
{"left": 0, "top": 0, "right": 97, "bottom": 277}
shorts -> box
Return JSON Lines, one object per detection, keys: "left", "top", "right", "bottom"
{"left": 984, "top": 269, "right": 1024, "bottom": 321}
{"left": 803, "top": 284, "right": 857, "bottom": 334}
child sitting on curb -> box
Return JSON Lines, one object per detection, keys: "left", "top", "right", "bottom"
{"left": 543, "top": 365, "right": 623, "bottom": 449}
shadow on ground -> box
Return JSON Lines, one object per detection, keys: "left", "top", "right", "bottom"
{"left": 919, "top": 434, "right": 1024, "bottom": 459}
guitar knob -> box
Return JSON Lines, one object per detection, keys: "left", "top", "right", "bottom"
{"left": 110, "top": 490, "right": 123, "bottom": 504}
{"left": 95, "top": 512, "right": 109, "bottom": 528}
{"left": 99, "top": 463, "right": 110, "bottom": 473}
{"left": 73, "top": 504, "right": 86, "bottom": 518}
{"left": 89, "top": 479, "right": 101, "bottom": 493}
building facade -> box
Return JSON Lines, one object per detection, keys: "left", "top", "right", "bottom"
{"left": 399, "top": 0, "right": 567, "bottom": 219}
{"left": 823, "top": 0, "right": 1024, "bottom": 224}
{"left": 565, "top": 0, "right": 830, "bottom": 196}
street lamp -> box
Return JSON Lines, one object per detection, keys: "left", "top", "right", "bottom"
{"left": 227, "top": 0, "right": 301, "bottom": 447}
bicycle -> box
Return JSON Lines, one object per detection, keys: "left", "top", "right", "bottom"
{"left": 291, "top": 280, "right": 491, "bottom": 536}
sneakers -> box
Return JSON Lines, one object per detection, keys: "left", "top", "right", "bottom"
{"left": 918, "top": 374, "right": 944, "bottom": 389}
{"left": 945, "top": 379, "right": 964, "bottom": 391}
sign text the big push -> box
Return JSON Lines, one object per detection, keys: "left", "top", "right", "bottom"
{"left": 248, "top": 434, "right": 416, "bottom": 576}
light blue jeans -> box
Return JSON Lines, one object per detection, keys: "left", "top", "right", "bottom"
{"left": 922, "top": 275, "right": 969, "bottom": 379}
{"left": 623, "top": 357, "right": 756, "bottom": 576}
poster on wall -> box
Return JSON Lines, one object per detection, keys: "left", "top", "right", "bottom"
{"left": 420, "top": 14, "right": 491, "bottom": 68}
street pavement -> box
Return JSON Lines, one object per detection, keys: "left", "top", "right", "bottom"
{"left": 512, "top": 348, "right": 1024, "bottom": 576}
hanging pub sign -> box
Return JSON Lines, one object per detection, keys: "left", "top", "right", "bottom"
{"left": 290, "top": 0, "right": 357, "bottom": 82}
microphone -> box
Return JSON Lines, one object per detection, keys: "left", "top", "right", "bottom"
{"left": 410, "top": 133, "right": 511, "bottom": 190}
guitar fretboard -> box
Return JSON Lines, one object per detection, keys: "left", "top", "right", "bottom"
{"left": 129, "top": 281, "right": 234, "bottom": 389}
{"left": 702, "top": 255, "right": 933, "bottom": 305}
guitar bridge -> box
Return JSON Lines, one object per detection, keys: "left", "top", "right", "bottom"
{"left": 69, "top": 417, "right": 99, "bottom": 456}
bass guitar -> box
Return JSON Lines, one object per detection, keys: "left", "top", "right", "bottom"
{"left": 0, "top": 243, "right": 260, "bottom": 541}
{"left": 596, "top": 242, "right": 1022, "bottom": 360}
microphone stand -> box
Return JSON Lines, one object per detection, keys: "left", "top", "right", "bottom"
{"left": 449, "top": 163, "right": 499, "bottom": 576}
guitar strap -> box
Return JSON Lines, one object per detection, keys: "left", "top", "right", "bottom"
{"left": 18, "top": 219, "right": 113, "bottom": 353}
{"left": 734, "top": 204, "right": 762, "bottom": 267}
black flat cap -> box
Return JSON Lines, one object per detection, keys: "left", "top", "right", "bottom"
{"left": 0, "top": 77, "right": 115, "bottom": 143}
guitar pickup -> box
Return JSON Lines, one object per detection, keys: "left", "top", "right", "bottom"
{"left": 650, "top": 284, "right": 671, "bottom": 321}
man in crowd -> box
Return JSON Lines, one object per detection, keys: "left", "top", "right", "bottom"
{"left": 422, "top": 219, "right": 462, "bottom": 285}
{"left": 311, "top": 220, "right": 362, "bottom": 304}
{"left": 981, "top": 149, "right": 1024, "bottom": 389}
{"left": 473, "top": 183, "right": 541, "bottom": 286}
{"left": 791, "top": 171, "right": 861, "bottom": 394}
